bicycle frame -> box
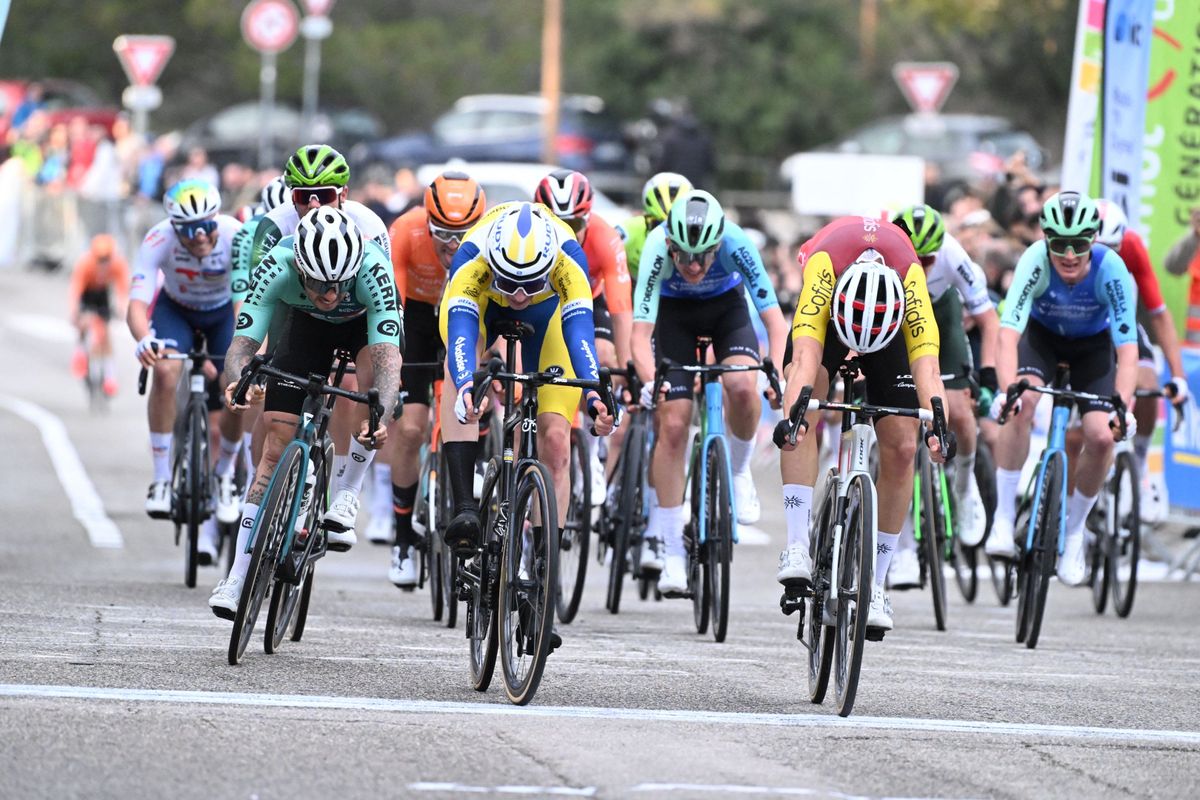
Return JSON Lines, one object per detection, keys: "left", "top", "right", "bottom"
{"left": 1018, "top": 373, "right": 1075, "bottom": 558}
{"left": 825, "top": 405, "right": 880, "bottom": 617}
{"left": 690, "top": 371, "right": 740, "bottom": 547}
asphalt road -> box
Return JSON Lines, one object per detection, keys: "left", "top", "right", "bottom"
{"left": 2, "top": 270, "right": 1199, "bottom": 800}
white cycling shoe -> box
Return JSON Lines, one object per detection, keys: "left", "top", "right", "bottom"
{"left": 365, "top": 514, "right": 393, "bottom": 545}
{"left": 208, "top": 576, "right": 243, "bottom": 621}
{"left": 323, "top": 490, "right": 360, "bottom": 551}
{"left": 887, "top": 548, "right": 920, "bottom": 591}
{"left": 957, "top": 480, "right": 987, "bottom": 547}
{"left": 145, "top": 481, "right": 171, "bottom": 519}
{"left": 658, "top": 553, "right": 689, "bottom": 595}
{"left": 198, "top": 520, "right": 221, "bottom": 567}
{"left": 215, "top": 475, "right": 241, "bottom": 524}
{"left": 389, "top": 545, "right": 419, "bottom": 588}
{"left": 776, "top": 544, "right": 813, "bottom": 586}
{"left": 639, "top": 537, "right": 665, "bottom": 574}
{"left": 1056, "top": 531, "right": 1087, "bottom": 586}
{"left": 866, "top": 585, "right": 893, "bottom": 631}
{"left": 733, "top": 470, "right": 761, "bottom": 525}
{"left": 985, "top": 514, "right": 1017, "bottom": 559}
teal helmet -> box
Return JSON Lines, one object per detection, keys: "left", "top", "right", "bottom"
{"left": 284, "top": 144, "right": 350, "bottom": 188}
{"left": 1040, "top": 191, "right": 1100, "bottom": 238}
{"left": 891, "top": 204, "right": 945, "bottom": 256}
{"left": 665, "top": 190, "right": 725, "bottom": 254}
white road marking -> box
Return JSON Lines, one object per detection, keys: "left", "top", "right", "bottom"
{"left": 409, "top": 784, "right": 596, "bottom": 796}
{"left": 0, "top": 394, "right": 123, "bottom": 548}
{"left": 4, "top": 312, "right": 77, "bottom": 344}
{"left": 3, "top": 683, "right": 1199, "bottom": 746}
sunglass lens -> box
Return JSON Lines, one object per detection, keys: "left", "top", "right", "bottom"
{"left": 293, "top": 187, "right": 338, "bottom": 205}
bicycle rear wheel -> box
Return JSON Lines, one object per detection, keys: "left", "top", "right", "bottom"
{"left": 270, "top": 440, "right": 332, "bottom": 650}
{"left": 1089, "top": 528, "right": 1110, "bottom": 615}
{"left": 705, "top": 438, "right": 733, "bottom": 643}
{"left": 228, "top": 444, "right": 303, "bottom": 665}
{"left": 183, "top": 402, "right": 209, "bottom": 589}
{"left": 834, "top": 474, "right": 874, "bottom": 717}
{"left": 1109, "top": 450, "right": 1141, "bottom": 618}
{"left": 688, "top": 436, "right": 709, "bottom": 635}
{"left": 606, "top": 424, "right": 644, "bottom": 614}
{"left": 468, "top": 458, "right": 501, "bottom": 692}
{"left": 556, "top": 428, "right": 591, "bottom": 624}
{"left": 422, "top": 449, "right": 443, "bottom": 622}
{"left": 806, "top": 474, "right": 837, "bottom": 705}
{"left": 500, "top": 462, "right": 558, "bottom": 705}
{"left": 922, "top": 460, "right": 948, "bottom": 631}
{"left": 437, "top": 447, "right": 459, "bottom": 628}
{"left": 1019, "top": 454, "right": 1063, "bottom": 649}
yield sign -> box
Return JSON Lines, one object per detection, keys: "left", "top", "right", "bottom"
{"left": 113, "top": 35, "right": 176, "bottom": 88}
{"left": 892, "top": 61, "right": 959, "bottom": 114}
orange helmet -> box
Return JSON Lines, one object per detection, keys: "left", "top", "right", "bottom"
{"left": 424, "top": 171, "right": 485, "bottom": 229}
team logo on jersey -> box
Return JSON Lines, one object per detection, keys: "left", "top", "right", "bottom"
{"left": 903, "top": 280, "right": 927, "bottom": 339}
{"left": 236, "top": 312, "right": 252, "bottom": 331}
{"left": 376, "top": 318, "right": 400, "bottom": 338}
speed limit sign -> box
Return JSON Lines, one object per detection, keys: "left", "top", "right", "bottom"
{"left": 241, "top": 0, "right": 300, "bottom": 54}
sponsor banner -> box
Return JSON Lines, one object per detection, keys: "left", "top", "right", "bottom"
{"left": 1162, "top": 349, "right": 1200, "bottom": 509}
{"left": 1140, "top": 1, "right": 1200, "bottom": 329}
{"left": 1062, "top": 0, "right": 1107, "bottom": 192}
{"left": 1101, "top": 0, "right": 1154, "bottom": 223}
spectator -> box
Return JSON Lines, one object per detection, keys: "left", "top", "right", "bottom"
{"left": 66, "top": 115, "right": 98, "bottom": 190}
{"left": 356, "top": 164, "right": 402, "bottom": 227}
{"left": 1164, "top": 206, "right": 1200, "bottom": 348}
{"left": 10, "top": 82, "right": 45, "bottom": 133}
{"left": 652, "top": 110, "right": 717, "bottom": 191}
{"left": 179, "top": 146, "right": 219, "bottom": 189}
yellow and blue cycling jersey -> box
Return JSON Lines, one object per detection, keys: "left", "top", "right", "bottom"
{"left": 440, "top": 201, "right": 600, "bottom": 420}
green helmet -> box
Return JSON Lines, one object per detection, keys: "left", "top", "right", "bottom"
{"left": 666, "top": 190, "right": 725, "bottom": 254}
{"left": 1040, "top": 191, "right": 1100, "bottom": 237}
{"left": 284, "top": 144, "right": 350, "bottom": 188}
{"left": 642, "top": 171, "right": 693, "bottom": 223}
{"left": 891, "top": 204, "right": 945, "bottom": 256}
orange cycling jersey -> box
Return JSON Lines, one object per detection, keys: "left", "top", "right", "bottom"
{"left": 792, "top": 216, "right": 939, "bottom": 361}
{"left": 70, "top": 243, "right": 130, "bottom": 301}
{"left": 389, "top": 205, "right": 449, "bottom": 306}
{"left": 581, "top": 215, "right": 632, "bottom": 313}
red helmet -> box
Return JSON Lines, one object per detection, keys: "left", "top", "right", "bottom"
{"left": 533, "top": 169, "right": 593, "bottom": 220}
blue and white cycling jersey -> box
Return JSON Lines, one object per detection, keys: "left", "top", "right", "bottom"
{"left": 1000, "top": 241, "right": 1136, "bottom": 345}
{"left": 632, "top": 221, "right": 779, "bottom": 322}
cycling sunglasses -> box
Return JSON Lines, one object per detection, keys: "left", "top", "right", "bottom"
{"left": 667, "top": 241, "right": 719, "bottom": 267}
{"left": 302, "top": 274, "right": 354, "bottom": 296}
{"left": 291, "top": 186, "right": 341, "bottom": 206}
{"left": 1047, "top": 236, "right": 1093, "bottom": 257}
{"left": 173, "top": 219, "right": 218, "bottom": 240}
{"left": 562, "top": 214, "right": 589, "bottom": 236}
{"left": 428, "top": 223, "right": 468, "bottom": 245}
{"left": 492, "top": 272, "right": 549, "bottom": 297}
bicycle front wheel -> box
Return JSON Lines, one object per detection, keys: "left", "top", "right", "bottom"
{"left": 806, "top": 473, "right": 837, "bottom": 705}
{"left": 606, "top": 424, "right": 644, "bottom": 615}
{"left": 556, "top": 428, "right": 591, "bottom": 624}
{"left": 922, "top": 461, "right": 948, "bottom": 631}
{"left": 705, "top": 438, "right": 733, "bottom": 643}
{"left": 1019, "top": 453, "right": 1063, "bottom": 649}
{"left": 423, "top": 450, "right": 443, "bottom": 622}
{"left": 183, "top": 401, "right": 209, "bottom": 589}
{"left": 834, "top": 473, "right": 874, "bottom": 717}
{"left": 1109, "top": 450, "right": 1141, "bottom": 618}
{"left": 500, "top": 462, "right": 558, "bottom": 705}
{"left": 468, "top": 458, "right": 501, "bottom": 692}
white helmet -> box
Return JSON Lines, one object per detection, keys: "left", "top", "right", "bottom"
{"left": 1096, "top": 199, "right": 1129, "bottom": 248}
{"left": 163, "top": 179, "right": 221, "bottom": 224}
{"left": 830, "top": 258, "right": 906, "bottom": 354}
{"left": 485, "top": 202, "right": 560, "bottom": 291}
{"left": 293, "top": 207, "right": 365, "bottom": 283}
{"left": 260, "top": 175, "right": 288, "bottom": 212}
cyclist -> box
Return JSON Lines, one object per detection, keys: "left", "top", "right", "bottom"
{"left": 1095, "top": 199, "right": 1189, "bottom": 520}
{"left": 985, "top": 191, "right": 1138, "bottom": 586}
{"left": 887, "top": 204, "right": 999, "bottom": 587}
{"left": 68, "top": 233, "right": 129, "bottom": 397}
{"left": 438, "top": 202, "right": 615, "bottom": 597}
{"left": 382, "top": 170, "right": 486, "bottom": 587}
{"left": 127, "top": 180, "right": 246, "bottom": 559}
{"left": 209, "top": 207, "right": 403, "bottom": 618}
{"left": 631, "top": 190, "right": 788, "bottom": 594}
{"left": 776, "top": 215, "right": 951, "bottom": 634}
{"left": 535, "top": 168, "right": 630, "bottom": 499}
{"left": 617, "top": 171, "right": 693, "bottom": 282}
{"left": 230, "top": 175, "right": 288, "bottom": 306}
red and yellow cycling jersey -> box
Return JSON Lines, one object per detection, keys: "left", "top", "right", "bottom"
{"left": 792, "top": 216, "right": 939, "bottom": 361}
{"left": 388, "top": 206, "right": 449, "bottom": 306}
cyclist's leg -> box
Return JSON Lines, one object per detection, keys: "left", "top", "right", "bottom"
{"left": 202, "top": 302, "right": 245, "bottom": 483}
{"left": 1132, "top": 324, "right": 1158, "bottom": 474}
{"left": 145, "top": 297, "right": 191, "bottom": 501}
{"left": 708, "top": 289, "right": 764, "bottom": 523}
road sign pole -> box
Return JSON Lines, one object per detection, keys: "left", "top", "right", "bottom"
{"left": 258, "top": 51, "right": 278, "bottom": 170}
{"left": 302, "top": 34, "right": 320, "bottom": 132}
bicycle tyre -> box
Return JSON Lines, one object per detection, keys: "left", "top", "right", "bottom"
{"left": 606, "top": 424, "right": 643, "bottom": 614}
{"left": 469, "top": 457, "right": 501, "bottom": 692}
{"left": 556, "top": 428, "right": 591, "bottom": 624}
{"left": 437, "top": 446, "right": 459, "bottom": 628}
{"left": 923, "top": 460, "right": 948, "bottom": 631}
{"left": 1022, "top": 453, "right": 1063, "bottom": 649}
{"left": 269, "top": 440, "right": 331, "bottom": 650}
{"left": 423, "top": 449, "right": 444, "bottom": 622}
{"left": 290, "top": 564, "right": 315, "bottom": 642}
{"left": 1090, "top": 528, "right": 1110, "bottom": 615}
{"left": 291, "top": 438, "right": 332, "bottom": 643}
{"left": 183, "top": 403, "right": 205, "bottom": 589}
{"left": 806, "top": 473, "right": 837, "bottom": 705}
{"left": 228, "top": 444, "right": 303, "bottom": 665}
{"left": 705, "top": 437, "right": 732, "bottom": 643}
{"left": 1110, "top": 450, "right": 1141, "bottom": 618}
{"left": 687, "top": 435, "right": 709, "bottom": 635}
{"left": 834, "top": 473, "right": 874, "bottom": 717}
{"left": 500, "top": 462, "right": 558, "bottom": 705}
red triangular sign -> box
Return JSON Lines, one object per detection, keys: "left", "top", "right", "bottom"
{"left": 892, "top": 62, "right": 959, "bottom": 114}
{"left": 113, "top": 35, "right": 176, "bottom": 88}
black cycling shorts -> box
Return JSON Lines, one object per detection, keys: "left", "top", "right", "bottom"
{"left": 1136, "top": 323, "right": 1154, "bottom": 367}
{"left": 655, "top": 288, "right": 760, "bottom": 400}
{"left": 593, "top": 292, "right": 613, "bottom": 344}
{"left": 933, "top": 292, "right": 973, "bottom": 390}
{"left": 264, "top": 310, "right": 370, "bottom": 416}
{"left": 79, "top": 288, "right": 111, "bottom": 321}
{"left": 1017, "top": 319, "right": 1115, "bottom": 414}
{"left": 783, "top": 326, "right": 919, "bottom": 411}
{"left": 400, "top": 299, "right": 441, "bottom": 406}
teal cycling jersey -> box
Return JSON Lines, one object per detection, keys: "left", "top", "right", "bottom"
{"left": 1000, "top": 241, "right": 1136, "bottom": 346}
{"left": 230, "top": 215, "right": 264, "bottom": 303}
{"left": 236, "top": 238, "right": 403, "bottom": 349}
{"left": 632, "top": 221, "right": 779, "bottom": 323}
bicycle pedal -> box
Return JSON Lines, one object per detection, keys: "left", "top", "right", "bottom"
{"left": 780, "top": 595, "right": 804, "bottom": 616}
{"left": 865, "top": 626, "right": 887, "bottom": 642}
{"left": 661, "top": 589, "right": 691, "bottom": 599}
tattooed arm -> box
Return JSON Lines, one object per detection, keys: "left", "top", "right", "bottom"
{"left": 368, "top": 341, "right": 403, "bottom": 424}
{"left": 223, "top": 334, "right": 263, "bottom": 388}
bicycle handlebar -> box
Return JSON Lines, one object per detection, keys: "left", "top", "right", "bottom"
{"left": 997, "top": 379, "right": 1128, "bottom": 437}
{"left": 471, "top": 357, "right": 619, "bottom": 435}
{"left": 651, "top": 356, "right": 782, "bottom": 410}
{"left": 772, "top": 384, "right": 936, "bottom": 450}
{"left": 137, "top": 347, "right": 211, "bottom": 397}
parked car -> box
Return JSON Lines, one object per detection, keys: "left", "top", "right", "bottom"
{"left": 0, "top": 78, "right": 120, "bottom": 139}
{"left": 813, "top": 113, "right": 1048, "bottom": 185}
{"left": 355, "top": 94, "right": 634, "bottom": 191}
{"left": 180, "top": 101, "right": 385, "bottom": 170}
{"left": 414, "top": 161, "right": 633, "bottom": 227}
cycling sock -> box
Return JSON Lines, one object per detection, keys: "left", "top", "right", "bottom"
{"left": 875, "top": 530, "right": 900, "bottom": 587}
{"left": 215, "top": 435, "right": 241, "bottom": 477}
{"left": 230, "top": 502, "right": 261, "bottom": 578}
{"left": 660, "top": 504, "right": 686, "bottom": 556}
{"left": 336, "top": 439, "right": 375, "bottom": 494}
{"left": 332, "top": 453, "right": 348, "bottom": 486}
{"left": 1133, "top": 434, "right": 1151, "bottom": 473}
{"left": 1065, "top": 490, "right": 1098, "bottom": 539}
{"left": 373, "top": 463, "right": 393, "bottom": 516}
{"left": 898, "top": 513, "right": 917, "bottom": 552}
{"left": 953, "top": 450, "right": 976, "bottom": 496}
{"left": 728, "top": 431, "right": 755, "bottom": 476}
{"left": 782, "top": 483, "right": 812, "bottom": 548}
{"left": 996, "top": 468, "right": 1022, "bottom": 525}
{"left": 150, "top": 432, "right": 172, "bottom": 482}
{"left": 392, "top": 482, "right": 418, "bottom": 549}
{"left": 102, "top": 356, "right": 116, "bottom": 380}
{"left": 445, "top": 440, "right": 480, "bottom": 515}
